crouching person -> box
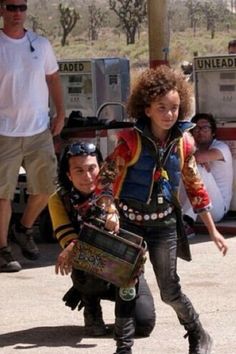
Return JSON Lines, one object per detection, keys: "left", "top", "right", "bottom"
{"left": 48, "top": 142, "right": 156, "bottom": 344}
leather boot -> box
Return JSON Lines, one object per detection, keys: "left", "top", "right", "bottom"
{"left": 184, "top": 321, "right": 213, "bottom": 354}
{"left": 83, "top": 299, "right": 106, "bottom": 336}
{"left": 113, "top": 317, "right": 135, "bottom": 354}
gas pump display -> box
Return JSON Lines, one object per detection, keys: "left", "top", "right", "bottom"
{"left": 54, "top": 57, "right": 130, "bottom": 123}
{"left": 194, "top": 55, "right": 236, "bottom": 121}
{"left": 59, "top": 61, "right": 94, "bottom": 117}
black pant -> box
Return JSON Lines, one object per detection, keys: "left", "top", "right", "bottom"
{"left": 71, "top": 269, "right": 156, "bottom": 336}
{"left": 115, "top": 273, "right": 156, "bottom": 336}
{"left": 120, "top": 219, "right": 199, "bottom": 331}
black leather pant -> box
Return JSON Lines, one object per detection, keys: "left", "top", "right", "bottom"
{"left": 71, "top": 269, "right": 156, "bottom": 336}
{"left": 120, "top": 219, "right": 199, "bottom": 330}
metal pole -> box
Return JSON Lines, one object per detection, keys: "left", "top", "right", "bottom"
{"left": 147, "top": 0, "right": 170, "bottom": 68}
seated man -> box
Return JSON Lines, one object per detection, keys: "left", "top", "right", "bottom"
{"left": 179, "top": 113, "right": 233, "bottom": 234}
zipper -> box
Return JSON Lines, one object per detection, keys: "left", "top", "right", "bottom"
{"left": 135, "top": 126, "right": 180, "bottom": 204}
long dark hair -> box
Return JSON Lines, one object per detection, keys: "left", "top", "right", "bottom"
{"left": 57, "top": 141, "right": 103, "bottom": 191}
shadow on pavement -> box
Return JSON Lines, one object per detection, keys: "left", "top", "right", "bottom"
{"left": 8, "top": 241, "right": 61, "bottom": 270}
{"left": 0, "top": 324, "right": 114, "bottom": 349}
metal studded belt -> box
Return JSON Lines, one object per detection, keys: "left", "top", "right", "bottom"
{"left": 118, "top": 202, "right": 174, "bottom": 222}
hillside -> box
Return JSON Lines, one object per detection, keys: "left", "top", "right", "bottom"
{"left": 1, "top": 1, "right": 236, "bottom": 70}
{"left": 26, "top": 1, "right": 236, "bottom": 69}
{"left": 51, "top": 28, "right": 236, "bottom": 71}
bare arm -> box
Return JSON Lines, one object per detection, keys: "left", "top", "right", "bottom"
{"left": 46, "top": 71, "right": 65, "bottom": 136}
{"left": 199, "top": 210, "right": 228, "bottom": 256}
{"left": 194, "top": 148, "right": 224, "bottom": 164}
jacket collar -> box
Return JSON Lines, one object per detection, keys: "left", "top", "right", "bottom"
{"left": 135, "top": 118, "right": 195, "bottom": 142}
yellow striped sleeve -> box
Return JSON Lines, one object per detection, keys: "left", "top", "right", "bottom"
{"left": 48, "top": 192, "right": 78, "bottom": 249}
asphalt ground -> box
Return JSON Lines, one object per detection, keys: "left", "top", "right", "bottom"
{"left": 1, "top": 233, "right": 236, "bottom": 354}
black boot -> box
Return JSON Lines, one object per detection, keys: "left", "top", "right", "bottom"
{"left": 184, "top": 321, "right": 213, "bottom": 354}
{"left": 83, "top": 299, "right": 106, "bottom": 336}
{"left": 113, "top": 317, "right": 135, "bottom": 354}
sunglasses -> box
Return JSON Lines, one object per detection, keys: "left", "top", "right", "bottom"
{"left": 2, "top": 4, "right": 27, "bottom": 12}
{"left": 66, "top": 143, "right": 97, "bottom": 157}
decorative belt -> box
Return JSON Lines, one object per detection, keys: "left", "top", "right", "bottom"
{"left": 118, "top": 202, "right": 174, "bottom": 222}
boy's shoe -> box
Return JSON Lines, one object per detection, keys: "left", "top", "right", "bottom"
{"left": 185, "top": 326, "right": 213, "bottom": 354}
{"left": 0, "top": 246, "right": 22, "bottom": 272}
{"left": 12, "top": 225, "right": 39, "bottom": 260}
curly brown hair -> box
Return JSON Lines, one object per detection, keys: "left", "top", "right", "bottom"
{"left": 126, "top": 65, "right": 193, "bottom": 121}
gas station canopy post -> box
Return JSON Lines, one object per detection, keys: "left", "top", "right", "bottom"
{"left": 147, "top": 0, "right": 170, "bottom": 68}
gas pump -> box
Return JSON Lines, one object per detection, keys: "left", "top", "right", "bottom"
{"left": 51, "top": 57, "right": 131, "bottom": 158}
{"left": 193, "top": 54, "right": 236, "bottom": 214}
{"left": 58, "top": 57, "right": 129, "bottom": 120}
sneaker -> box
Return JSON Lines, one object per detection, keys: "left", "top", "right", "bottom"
{"left": 185, "top": 326, "right": 213, "bottom": 354}
{"left": 12, "top": 225, "right": 39, "bottom": 260}
{"left": 0, "top": 246, "right": 22, "bottom": 272}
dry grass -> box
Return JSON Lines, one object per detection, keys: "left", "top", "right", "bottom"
{"left": 52, "top": 28, "right": 236, "bottom": 70}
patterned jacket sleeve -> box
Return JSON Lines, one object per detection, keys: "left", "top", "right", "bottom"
{"left": 48, "top": 192, "right": 78, "bottom": 249}
{"left": 94, "top": 132, "right": 134, "bottom": 205}
{"left": 181, "top": 132, "right": 212, "bottom": 213}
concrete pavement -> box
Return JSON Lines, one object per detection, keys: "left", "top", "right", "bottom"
{"left": 1, "top": 233, "right": 236, "bottom": 354}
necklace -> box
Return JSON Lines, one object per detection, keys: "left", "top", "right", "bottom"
{"left": 154, "top": 130, "right": 171, "bottom": 147}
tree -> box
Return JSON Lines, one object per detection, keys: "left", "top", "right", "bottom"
{"left": 202, "top": 0, "right": 232, "bottom": 38}
{"left": 88, "top": 2, "right": 107, "bottom": 41}
{"left": 184, "top": 0, "right": 231, "bottom": 37}
{"left": 168, "top": 1, "right": 188, "bottom": 32}
{"left": 109, "top": 0, "right": 147, "bottom": 45}
{"left": 27, "top": 14, "right": 46, "bottom": 35}
{"left": 59, "top": 3, "right": 79, "bottom": 46}
{"left": 184, "top": 0, "right": 203, "bottom": 33}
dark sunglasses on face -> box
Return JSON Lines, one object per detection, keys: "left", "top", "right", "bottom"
{"left": 66, "top": 142, "right": 97, "bottom": 158}
{"left": 2, "top": 4, "right": 27, "bottom": 12}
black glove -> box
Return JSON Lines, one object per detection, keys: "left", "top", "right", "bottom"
{"left": 62, "top": 286, "right": 85, "bottom": 311}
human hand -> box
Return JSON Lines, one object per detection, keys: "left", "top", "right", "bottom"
{"left": 210, "top": 229, "right": 228, "bottom": 256}
{"left": 55, "top": 241, "right": 76, "bottom": 275}
{"left": 50, "top": 114, "right": 65, "bottom": 136}
{"left": 105, "top": 212, "right": 119, "bottom": 233}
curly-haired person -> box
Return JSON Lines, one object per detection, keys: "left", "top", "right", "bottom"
{"left": 96, "top": 65, "right": 228, "bottom": 354}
